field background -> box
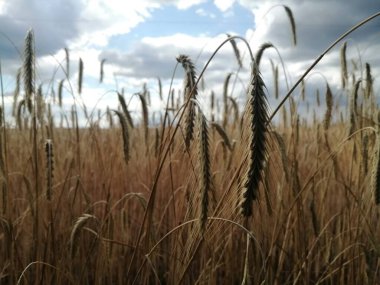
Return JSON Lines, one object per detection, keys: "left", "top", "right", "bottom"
{"left": 1, "top": 10, "right": 380, "bottom": 285}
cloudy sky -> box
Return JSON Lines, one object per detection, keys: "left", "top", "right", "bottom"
{"left": 0, "top": 0, "right": 379, "bottom": 125}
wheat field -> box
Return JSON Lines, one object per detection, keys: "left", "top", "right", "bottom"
{"left": 0, "top": 9, "right": 380, "bottom": 285}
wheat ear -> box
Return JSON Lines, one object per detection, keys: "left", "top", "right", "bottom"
{"left": 340, "top": 42, "right": 348, "bottom": 89}
{"left": 239, "top": 63, "right": 269, "bottom": 217}
{"left": 99, "top": 59, "right": 106, "bottom": 83}
{"left": 112, "top": 110, "right": 130, "bottom": 164}
{"left": 78, "top": 58, "right": 83, "bottom": 94}
{"left": 283, "top": 5, "right": 297, "bottom": 45}
{"left": 45, "top": 139, "right": 54, "bottom": 201}
{"left": 323, "top": 83, "right": 333, "bottom": 131}
{"left": 64, "top": 47, "right": 70, "bottom": 77}
{"left": 23, "top": 29, "right": 35, "bottom": 114}
{"left": 70, "top": 214, "right": 97, "bottom": 258}
{"left": 255, "top": 42, "right": 273, "bottom": 68}
{"left": 197, "top": 108, "right": 212, "bottom": 233}
{"left": 177, "top": 55, "right": 198, "bottom": 150}
{"left": 227, "top": 33, "right": 243, "bottom": 68}
{"left": 117, "top": 92, "right": 134, "bottom": 128}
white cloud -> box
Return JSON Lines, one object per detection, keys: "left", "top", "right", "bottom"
{"left": 71, "top": 0, "right": 159, "bottom": 48}
{"left": 176, "top": 0, "right": 206, "bottom": 10}
{"left": 214, "top": 0, "right": 236, "bottom": 12}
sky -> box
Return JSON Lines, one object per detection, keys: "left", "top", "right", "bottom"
{"left": 0, "top": 0, "right": 379, "bottom": 126}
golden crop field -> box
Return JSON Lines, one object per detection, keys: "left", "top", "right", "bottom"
{"left": 0, "top": 9, "right": 380, "bottom": 285}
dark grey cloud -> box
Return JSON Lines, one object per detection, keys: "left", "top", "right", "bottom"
{"left": 100, "top": 37, "right": 239, "bottom": 80}
{"left": 0, "top": 0, "right": 82, "bottom": 59}
{"left": 245, "top": 0, "right": 380, "bottom": 62}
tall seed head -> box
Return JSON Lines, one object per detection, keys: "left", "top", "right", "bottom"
{"left": 177, "top": 55, "right": 198, "bottom": 150}
{"left": 239, "top": 63, "right": 269, "bottom": 217}
{"left": 23, "top": 29, "right": 35, "bottom": 114}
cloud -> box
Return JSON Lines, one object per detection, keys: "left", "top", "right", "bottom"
{"left": 0, "top": 0, "right": 378, "bottom": 126}
{"left": 214, "top": 0, "right": 236, "bottom": 12}
{"left": 100, "top": 33, "right": 241, "bottom": 80}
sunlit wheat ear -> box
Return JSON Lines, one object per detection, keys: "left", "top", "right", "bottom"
{"left": 283, "top": 5, "right": 297, "bottom": 46}
{"left": 117, "top": 92, "right": 134, "bottom": 128}
{"left": 112, "top": 110, "right": 130, "bottom": 165}
{"left": 340, "top": 42, "right": 348, "bottom": 89}
{"left": 197, "top": 108, "right": 212, "bottom": 233}
{"left": 70, "top": 214, "right": 97, "bottom": 258}
{"left": 372, "top": 111, "right": 380, "bottom": 205}
{"left": 78, "top": 58, "right": 83, "bottom": 94}
{"left": 23, "top": 29, "right": 35, "bottom": 114}
{"left": 45, "top": 139, "right": 54, "bottom": 201}
{"left": 323, "top": 83, "right": 333, "bottom": 131}
{"left": 176, "top": 55, "right": 198, "bottom": 150}
{"left": 255, "top": 42, "right": 274, "bottom": 68}
{"left": 226, "top": 33, "right": 242, "bottom": 68}
{"left": 239, "top": 63, "right": 269, "bottom": 217}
